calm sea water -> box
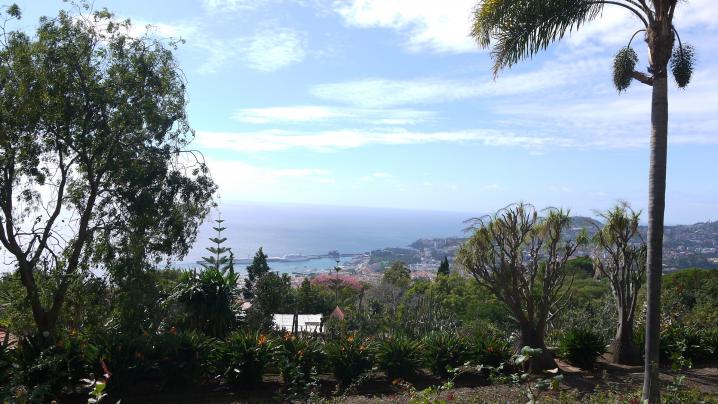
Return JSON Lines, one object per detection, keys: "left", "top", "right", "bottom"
{"left": 180, "top": 202, "right": 475, "bottom": 272}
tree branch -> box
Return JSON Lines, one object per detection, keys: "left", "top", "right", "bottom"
{"left": 632, "top": 71, "right": 654, "bottom": 86}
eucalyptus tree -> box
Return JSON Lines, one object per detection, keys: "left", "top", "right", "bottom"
{"left": 0, "top": 5, "right": 215, "bottom": 338}
{"left": 592, "top": 203, "right": 646, "bottom": 365}
{"left": 471, "top": 1, "right": 695, "bottom": 399}
{"left": 456, "top": 203, "right": 586, "bottom": 371}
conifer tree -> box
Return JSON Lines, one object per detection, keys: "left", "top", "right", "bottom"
{"left": 437, "top": 257, "right": 450, "bottom": 276}
{"left": 243, "top": 247, "right": 270, "bottom": 300}
{"left": 201, "top": 217, "right": 233, "bottom": 274}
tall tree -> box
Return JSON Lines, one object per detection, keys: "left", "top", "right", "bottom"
{"left": 243, "top": 247, "right": 270, "bottom": 300}
{"left": 437, "top": 257, "right": 450, "bottom": 276}
{"left": 470, "top": 1, "right": 695, "bottom": 399}
{"left": 383, "top": 261, "right": 411, "bottom": 289}
{"left": 456, "top": 203, "right": 585, "bottom": 371}
{"left": 592, "top": 203, "right": 646, "bottom": 365}
{"left": 0, "top": 5, "right": 215, "bottom": 338}
{"left": 201, "top": 216, "right": 233, "bottom": 275}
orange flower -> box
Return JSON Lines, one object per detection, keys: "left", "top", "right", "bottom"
{"left": 347, "top": 335, "right": 355, "bottom": 343}
{"left": 258, "top": 335, "right": 267, "bottom": 345}
{"left": 169, "top": 327, "right": 177, "bottom": 335}
{"left": 391, "top": 378, "right": 401, "bottom": 385}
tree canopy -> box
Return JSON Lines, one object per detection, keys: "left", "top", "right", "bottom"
{"left": 0, "top": 6, "right": 215, "bottom": 337}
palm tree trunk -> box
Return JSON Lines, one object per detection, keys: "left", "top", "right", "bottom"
{"left": 643, "top": 74, "right": 668, "bottom": 403}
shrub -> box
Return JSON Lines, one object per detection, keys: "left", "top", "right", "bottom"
{"left": 151, "top": 330, "right": 212, "bottom": 388}
{"left": 94, "top": 333, "right": 154, "bottom": 392}
{"left": 660, "top": 323, "right": 712, "bottom": 367}
{"left": 472, "top": 333, "right": 512, "bottom": 367}
{"left": 276, "top": 333, "right": 324, "bottom": 398}
{"left": 218, "top": 332, "right": 275, "bottom": 385}
{"left": 5, "top": 335, "right": 90, "bottom": 403}
{"left": 559, "top": 328, "right": 606, "bottom": 369}
{"left": 325, "top": 334, "right": 373, "bottom": 386}
{"left": 169, "top": 268, "right": 238, "bottom": 338}
{"left": 375, "top": 336, "right": 422, "bottom": 380}
{"left": 423, "top": 332, "right": 470, "bottom": 378}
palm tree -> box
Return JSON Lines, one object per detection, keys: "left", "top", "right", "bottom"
{"left": 470, "top": 1, "right": 695, "bottom": 401}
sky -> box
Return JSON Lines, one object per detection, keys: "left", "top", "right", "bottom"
{"left": 13, "top": 0, "right": 718, "bottom": 224}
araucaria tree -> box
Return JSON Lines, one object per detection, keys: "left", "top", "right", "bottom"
{"left": 201, "top": 216, "right": 234, "bottom": 277}
{"left": 456, "top": 203, "right": 585, "bottom": 371}
{"left": 471, "top": 1, "right": 694, "bottom": 400}
{"left": 593, "top": 203, "right": 646, "bottom": 365}
{"left": 0, "top": 6, "right": 215, "bottom": 338}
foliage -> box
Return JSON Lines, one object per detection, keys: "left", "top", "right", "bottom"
{"left": 245, "top": 272, "right": 294, "bottom": 330}
{"left": 383, "top": 261, "right": 411, "bottom": 288}
{"left": 151, "top": 331, "right": 212, "bottom": 388}
{"left": 243, "top": 248, "right": 271, "bottom": 300}
{"left": 169, "top": 267, "right": 238, "bottom": 338}
{"left": 592, "top": 203, "right": 645, "bottom": 364}
{"left": 3, "top": 335, "right": 91, "bottom": 403}
{"left": 613, "top": 46, "right": 639, "bottom": 92}
{"left": 471, "top": 0, "right": 603, "bottom": 76}
{"left": 437, "top": 257, "right": 450, "bottom": 276}
{"left": 671, "top": 44, "right": 696, "bottom": 88}
{"left": 0, "top": 271, "right": 112, "bottom": 338}
{"left": 471, "top": 331, "right": 513, "bottom": 368}
{"left": 325, "top": 334, "right": 373, "bottom": 386}
{"left": 558, "top": 328, "right": 606, "bottom": 369}
{"left": 201, "top": 217, "right": 234, "bottom": 276}
{"left": 275, "top": 333, "right": 324, "bottom": 399}
{"left": 423, "top": 332, "right": 470, "bottom": 378}
{"left": 375, "top": 335, "right": 423, "bottom": 380}
{"left": 217, "top": 331, "right": 275, "bottom": 385}
{"left": 0, "top": 3, "right": 215, "bottom": 337}
{"left": 456, "top": 203, "right": 586, "bottom": 370}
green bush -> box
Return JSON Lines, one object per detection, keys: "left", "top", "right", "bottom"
{"left": 4, "top": 336, "right": 90, "bottom": 403}
{"left": 169, "top": 268, "right": 238, "bottom": 338}
{"left": 375, "top": 336, "right": 423, "bottom": 380}
{"left": 151, "top": 331, "right": 212, "bottom": 388}
{"left": 218, "top": 331, "right": 275, "bottom": 385}
{"left": 659, "top": 323, "right": 716, "bottom": 367}
{"left": 422, "top": 332, "right": 470, "bottom": 378}
{"left": 325, "top": 334, "right": 373, "bottom": 386}
{"left": 94, "top": 333, "right": 155, "bottom": 392}
{"left": 276, "top": 334, "right": 324, "bottom": 397}
{"left": 472, "top": 333, "right": 512, "bottom": 367}
{"left": 559, "top": 328, "right": 606, "bottom": 369}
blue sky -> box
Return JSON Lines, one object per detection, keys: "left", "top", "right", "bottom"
{"left": 16, "top": 0, "right": 718, "bottom": 224}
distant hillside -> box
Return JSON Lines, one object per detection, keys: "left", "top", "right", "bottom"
{"left": 408, "top": 217, "right": 718, "bottom": 271}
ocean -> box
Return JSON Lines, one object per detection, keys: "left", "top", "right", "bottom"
{"left": 180, "top": 202, "right": 475, "bottom": 273}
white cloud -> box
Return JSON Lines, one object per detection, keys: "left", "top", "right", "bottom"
{"left": 232, "top": 105, "right": 435, "bottom": 125}
{"left": 205, "top": 160, "right": 335, "bottom": 199}
{"left": 195, "top": 128, "right": 572, "bottom": 153}
{"left": 310, "top": 58, "right": 604, "bottom": 108}
{"left": 360, "top": 172, "right": 392, "bottom": 182}
{"left": 202, "top": 0, "right": 269, "bottom": 12}
{"left": 333, "top": 0, "right": 478, "bottom": 53}
{"left": 243, "top": 28, "right": 307, "bottom": 72}
{"left": 196, "top": 27, "right": 307, "bottom": 73}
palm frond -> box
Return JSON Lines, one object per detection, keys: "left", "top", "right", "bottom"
{"left": 472, "top": 0, "right": 604, "bottom": 76}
